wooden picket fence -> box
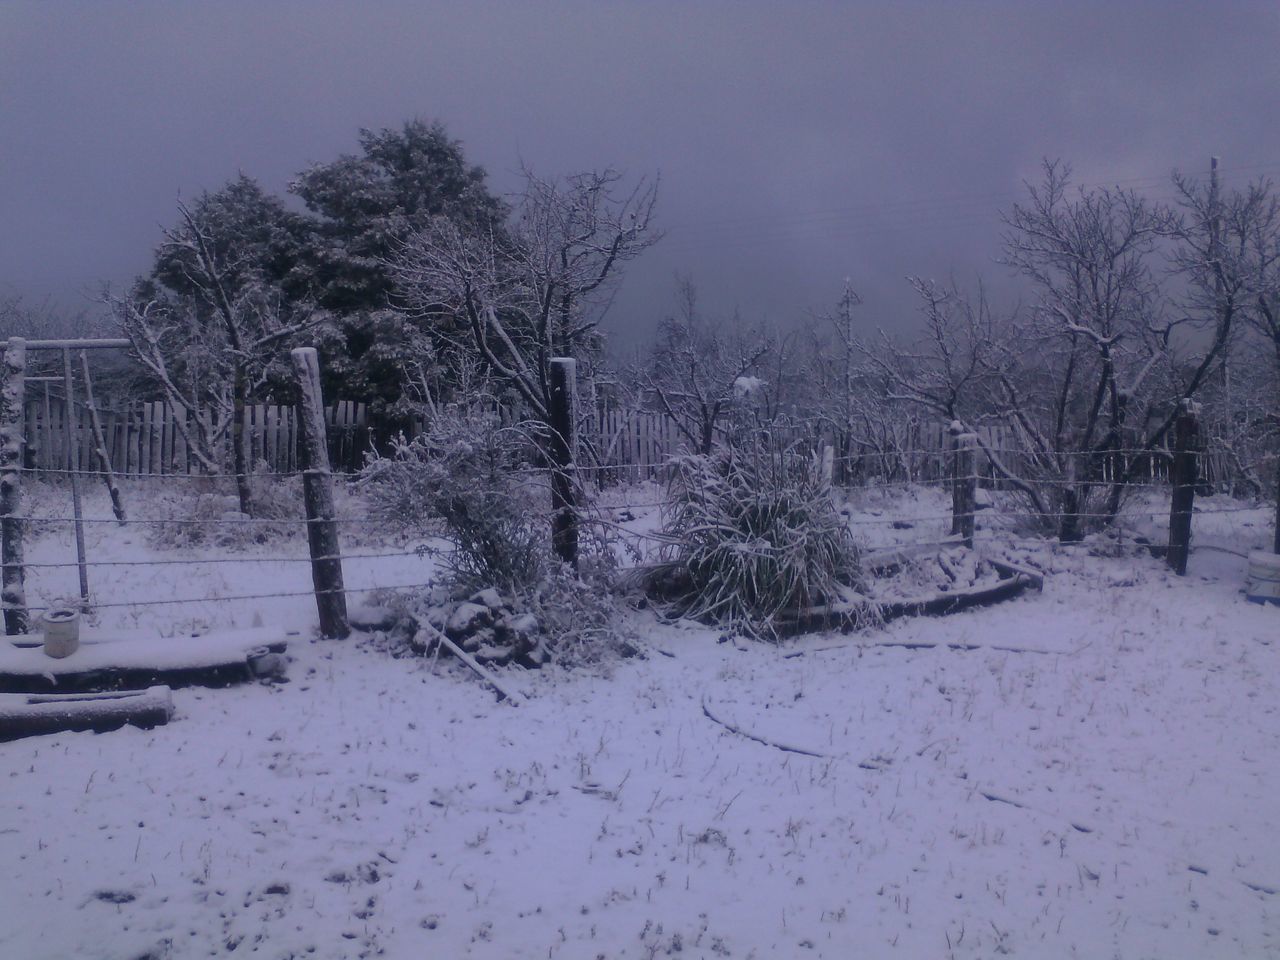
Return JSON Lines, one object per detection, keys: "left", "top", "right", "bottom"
{"left": 20, "top": 393, "right": 1238, "bottom": 491}
{"left": 22, "top": 397, "right": 373, "bottom": 477}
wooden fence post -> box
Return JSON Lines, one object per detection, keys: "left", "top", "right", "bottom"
{"left": 1167, "top": 399, "right": 1201, "bottom": 576}
{"left": 291, "top": 348, "right": 350, "bottom": 639}
{"left": 949, "top": 422, "right": 977, "bottom": 549}
{"left": 61, "top": 348, "right": 89, "bottom": 610}
{"left": 1, "top": 338, "right": 28, "bottom": 634}
{"left": 548, "top": 358, "right": 579, "bottom": 569}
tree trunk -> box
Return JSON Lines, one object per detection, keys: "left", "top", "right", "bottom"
{"left": 548, "top": 358, "right": 579, "bottom": 569}
{"left": 700, "top": 409, "right": 714, "bottom": 456}
{"left": 1273, "top": 436, "right": 1279, "bottom": 555}
{"left": 232, "top": 363, "right": 253, "bottom": 516}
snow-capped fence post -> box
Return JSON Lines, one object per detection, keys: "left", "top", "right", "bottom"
{"left": 949, "top": 422, "right": 977, "bottom": 549}
{"left": 290, "top": 347, "right": 350, "bottom": 639}
{"left": 548, "top": 357, "right": 579, "bottom": 569}
{"left": 1167, "top": 399, "right": 1202, "bottom": 576}
{"left": 1, "top": 337, "right": 28, "bottom": 635}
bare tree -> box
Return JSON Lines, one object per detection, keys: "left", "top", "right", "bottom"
{"left": 395, "top": 168, "right": 659, "bottom": 427}
{"left": 394, "top": 167, "right": 659, "bottom": 561}
{"left": 1209, "top": 170, "right": 1280, "bottom": 549}
{"left": 108, "top": 196, "right": 323, "bottom": 513}
{"left": 641, "top": 278, "right": 769, "bottom": 455}
{"left": 997, "top": 160, "right": 1177, "bottom": 539}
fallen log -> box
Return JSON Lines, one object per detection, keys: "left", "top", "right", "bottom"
{"left": 0, "top": 685, "right": 174, "bottom": 742}
{"left": 776, "top": 570, "right": 1037, "bottom": 637}
{"left": 0, "top": 628, "right": 290, "bottom": 693}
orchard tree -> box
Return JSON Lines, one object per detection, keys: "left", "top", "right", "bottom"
{"left": 393, "top": 166, "right": 659, "bottom": 563}
{"left": 642, "top": 278, "right": 769, "bottom": 455}
{"left": 850, "top": 277, "right": 1011, "bottom": 487}
{"left": 394, "top": 166, "right": 658, "bottom": 428}
{"left": 998, "top": 161, "right": 1175, "bottom": 539}
{"left": 109, "top": 177, "right": 324, "bottom": 514}
{"left": 1205, "top": 169, "right": 1280, "bottom": 549}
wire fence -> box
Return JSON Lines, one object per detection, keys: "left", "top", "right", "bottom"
{"left": 1, "top": 439, "right": 1271, "bottom": 622}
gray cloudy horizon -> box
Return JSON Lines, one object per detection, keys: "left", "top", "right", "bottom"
{"left": 3, "top": 1, "right": 1279, "bottom": 348}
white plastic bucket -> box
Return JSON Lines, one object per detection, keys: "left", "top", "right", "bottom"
{"left": 42, "top": 608, "right": 81, "bottom": 659}
{"left": 1246, "top": 551, "right": 1280, "bottom": 606}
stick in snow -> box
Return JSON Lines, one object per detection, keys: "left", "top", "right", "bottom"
{"left": 700, "top": 695, "right": 830, "bottom": 758}
{"left": 414, "top": 620, "right": 521, "bottom": 705}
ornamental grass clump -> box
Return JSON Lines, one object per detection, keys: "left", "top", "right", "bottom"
{"left": 659, "top": 436, "right": 866, "bottom": 638}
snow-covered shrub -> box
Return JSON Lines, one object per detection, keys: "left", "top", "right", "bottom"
{"left": 657, "top": 435, "right": 866, "bottom": 638}
{"left": 361, "top": 406, "right": 632, "bottom": 667}
{"left": 361, "top": 407, "right": 543, "bottom": 592}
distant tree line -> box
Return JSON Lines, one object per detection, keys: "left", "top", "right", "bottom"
{"left": 631, "top": 159, "right": 1280, "bottom": 546}
{"left": 5, "top": 124, "right": 1276, "bottom": 546}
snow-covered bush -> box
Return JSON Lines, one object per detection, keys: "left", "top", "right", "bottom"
{"left": 361, "top": 406, "right": 631, "bottom": 667}
{"left": 657, "top": 435, "right": 866, "bottom": 638}
{"left": 361, "top": 407, "right": 543, "bottom": 592}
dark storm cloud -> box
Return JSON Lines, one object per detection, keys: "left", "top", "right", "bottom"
{"left": 3, "top": 1, "right": 1279, "bottom": 344}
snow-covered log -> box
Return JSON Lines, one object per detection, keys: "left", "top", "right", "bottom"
{"left": 775, "top": 566, "right": 1039, "bottom": 637}
{"left": 0, "top": 628, "right": 289, "bottom": 693}
{"left": 0, "top": 685, "right": 174, "bottom": 742}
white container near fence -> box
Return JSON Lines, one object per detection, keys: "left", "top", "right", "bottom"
{"left": 1246, "top": 551, "right": 1280, "bottom": 606}
{"left": 42, "top": 608, "right": 81, "bottom": 659}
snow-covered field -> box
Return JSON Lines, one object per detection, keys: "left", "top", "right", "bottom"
{"left": 2, "top": 482, "right": 1278, "bottom": 958}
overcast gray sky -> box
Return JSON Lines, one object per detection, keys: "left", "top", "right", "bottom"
{"left": 3, "top": 1, "right": 1280, "bottom": 347}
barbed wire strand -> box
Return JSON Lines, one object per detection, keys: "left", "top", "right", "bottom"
{"left": 5, "top": 549, "right": 429, "bottom": 570}
{"left": 3, "top": 580, "right": 436, "bottom": 614}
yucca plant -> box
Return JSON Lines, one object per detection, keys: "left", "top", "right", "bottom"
{"left": 658, "top": 432, "right": 865, "bottom": 638}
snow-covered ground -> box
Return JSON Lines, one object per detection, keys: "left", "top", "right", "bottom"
{"left": 2, "top": 482, "right": 1278, "bottom": 958}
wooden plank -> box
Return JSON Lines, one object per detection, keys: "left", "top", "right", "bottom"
{"left": 171, "top": 404, "right": 186, "bottom": 475}
{"left": 80, "top": 395, "right": 93, "bottom": 471}
{"left": 41, "top": 385, "right": 53, "bottom": 474}
{"left": 140, "top": 400, "right": 152, "bottom": 475}
{"left": 123, "top": 408, "right": 133, "bottom": 476}
{"left": 149, "top": 400, "right": 163, "bottom": 476}
{"left": 157, "top": 400, "right": 170, "bottom": 475}
{"left": 263, "top": 404, "right": 276, "bottom": 473}
{"left": 253, "top": 403, "right": 265, "bottom": 469}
